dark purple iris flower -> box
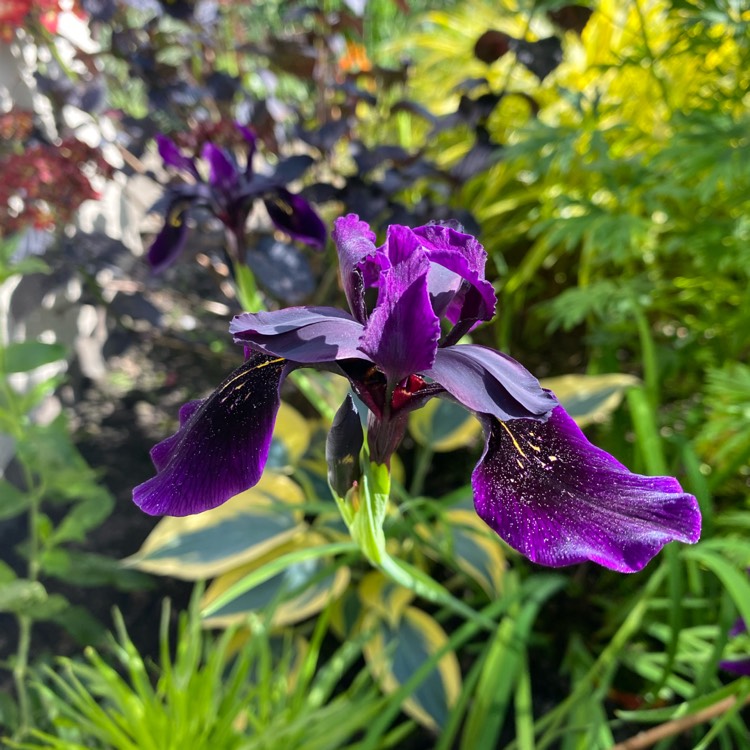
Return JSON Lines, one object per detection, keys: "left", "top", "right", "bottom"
{"left": 133, "top": 215, "right": 701, "bottom": 573}
{"left": 148, "top": 125, "right": 326, "bottom": 272}
{"left": 720, "top": 619, "right": 750, "bottom": 676}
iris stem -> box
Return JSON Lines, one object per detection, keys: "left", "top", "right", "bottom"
{"left": 409, "top": 444, "right": 434, "bottom": 497}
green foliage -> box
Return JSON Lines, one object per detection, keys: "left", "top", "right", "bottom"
{"left": 12, "top": 591, "right": 388, "bottom": 750}
{"left": 0, "top": 243, "right": 146, "bottom": 739}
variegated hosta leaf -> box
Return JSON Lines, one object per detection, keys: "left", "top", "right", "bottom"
{"left": 541, "top": 373, "right": 640, "bottom": 427}
{"left": 362, "top": 605, "right": 462, "bottom": 732}
{"left": 265, "top": 401, "right": 311, "bottom": 472}
{"left": 409, "top": 397, "right": 481, "bottom": 452}
{"left": 358, "top": 571, "right": 415, "bottom": 624}
{"left": 419, "top": 507, "right": 506, "bottom": 597}
{"left": 200, "top": 534, "right": 350, "bottom": 629}
{"left": 123, "top": 474, "right": 305, "bottom": 580}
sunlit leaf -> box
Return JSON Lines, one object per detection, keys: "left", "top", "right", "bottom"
{"left": 201, "top": 534, "right": 350, "bottom": 628}
{"left": 541, "top": 373, "right": 640, "bottom": 427}
{"left": 419, "top": 508, "right": 506, "bottom": 597}
{"left": 362, "top": 605, "right": 461, "bottom": 732}
{"left": 2, "top": 341, "right": 66, "bottom": 374}
{"left": 265, "top": 401, "right": 312, "bottom": 472}
{"left": 409, "top": 398, "right": 481, "bottom": 452}
{"left": 358, "top": 571, "right": 414, "bottom": 623}
{"left": 124, "top": 474, "right": 306, "bottom": 580}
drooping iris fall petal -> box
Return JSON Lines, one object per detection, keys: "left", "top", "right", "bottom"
{"left": 472, "top": 407, "right": 702, "bottom": 572}
{"left": 264, "top": 189, "right": 327, "bottom": 249}
{"left": 147, "top": 204, "right": 190, "bottom": 272}
{"left": 133, "top": 354, "right": 289, "bottom": 516}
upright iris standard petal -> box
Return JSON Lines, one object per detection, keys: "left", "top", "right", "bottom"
{"left": 332, "top": 214, "right": 388, "bottom": 323}
{"left": 156, "top": 135, "right": 200, "bottom": 179}
{"left": 202, "top": 143, "right": 239, "bottom": 193}
{"left": 472, "top": 407, "right": 702, "bottom": 573}
{"left": 412, "top": 223, "right": 497, "bottom": 328}
{"left": 358, "top": 225, "right": 440, "bottom": 385}
{"left": 426, "top": 344, "right": 557, "bottom": 421}
{"left": 133, "top": 353, "right": 289, "bottom": 516}
{"left": 264, "top": 190, "right": 327, "bottom": 249}
{"left": 230, "top": 307, "right": 367, "bottom": 363}
{"left": 235, "top": 123, "right": 257, "bottom": 172}
{"left": 147, "top": 203, "right": 190, "bottom": 272}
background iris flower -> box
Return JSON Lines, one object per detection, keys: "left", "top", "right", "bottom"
{"left": 720, "top": 619, "right": 750, "bottom": 676}
{"left": 148, "top": 125, "right": 326, "bottom": 273}
{"left": 133, "top": 215, "right": 701, "bottom": 573}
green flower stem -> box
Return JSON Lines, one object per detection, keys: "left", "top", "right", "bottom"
{"left": 409, "top": 443, "right": 434, "bottom": 497}
{"left": 234, "top": 262, "right": 264, "bottom": 313}
{"left": 0, "top": 348, "right": 37, "bottom": 738}
{"left": 332, "top": 460, "right": 498, "bottom": 631}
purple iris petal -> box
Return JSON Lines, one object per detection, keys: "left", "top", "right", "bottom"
{"left": 202, "top": 142, "right": 239, "bottom": 192}
{"left": 147, "top": 206, "right": 190, "bottom": 272}
{"left": 719, "top": 658, "right": 750, "bottom": 676}
{"left": 156, "top": 134, "right": 200, "bottom": 179}
{"left": 231, "top": 307, "right": 367, "bottom": 363}
{"left": 133, "top": 354, "right": 289, "bottom": 516}
{"left": 151, "top": 399, "right": 204, "bottom": 471}
{"left": 472, "top": 406, "right": 702, "bottom": 572}
{"left": 358, "top": 225, "right": 440, "bottom": 385}
{"left": 426, "top": 344, "right": 556, "bottom": 421}
{"left": 264, "top": 190, "right": 327, "bottom": 249}
{"left": 412, "top": 223, "right": 496, "bottom": 327}
{"left": 730, "top": 618, "right": 748, "bottom": 638}
{"left": 235, "top": 123, "right": 257, "bottom": 172}
{"left": 332, "top": 214, "right": 389, "bottom": 323}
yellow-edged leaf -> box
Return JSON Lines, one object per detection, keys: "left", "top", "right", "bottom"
{"left": 541, "top": 373, "right": 640, "bottom": 427}
{"left": 362, "top": 606, "right": 462, "bottom": 732}
{"left": 123, "top": 474, "right": 305, "bottom": 580}
{"left": 409, "top": 398, "right": 481, "bottom": 452}
{"left": 201, "top": 533, "right": 350, "bottom": 629}
{"left": 358, "top": 571, "right": 414, "bottom": 625}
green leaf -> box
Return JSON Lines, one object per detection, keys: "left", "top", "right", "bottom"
{"left": 362, "top": 605, "right": 462, "bottom": 731}
{"left": 2, "top": 341, "right": 66, "bottom": 373}
{"left": 684, "top": 544, "right": 750, "bottom": 629}
{"left": 40, "top": 549, "right": 151, "bottom": 591}
{"left": 540, "top": 373, "right": 639, "bottom": 427}
{"left": 200, "top": 541, "right": 358, "bottom": 618}
{"left": 201, "top": 534, "right": 351, "bottom": 628}
{"left": 0, "top": 560, "right": 17, "bottom": 585}
{"left": 265, "top": 401, "right": 312, "bottom": 472}
{"left": 50, "top": 491, "right": 115, "bottom": 544}
{"left": 124, "top": 474, "right": 307, "bottom": 580}
{"left": 419, "top": 507, "right": 506, "bottom": 597}
{"left": 0, "top": 580, "right": 47, "bottom": 614}
{"left": 0, "top": 480, "right": 30, "bottom": 520}
{"left": 409, "top": 398, "right": 481, "bottom": 452}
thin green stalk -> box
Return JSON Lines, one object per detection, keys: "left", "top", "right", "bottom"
{"left": 529, "top": 564, "right": 667, "bottom": 750}
{"left": 13, "top": 479, "right": 42, "bottom": 740}
{"left": 632, "top": 305, "right": 660, "bottom": 410}
{"left": 409, "top": 443, "right": 434, "bottom": 497}
{"left": 514, "top": 648, "right": 536, "bottom": 750}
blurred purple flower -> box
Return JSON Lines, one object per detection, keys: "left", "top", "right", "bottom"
{"left": 720, "top": 619, "right": 750, "bottom": 676}
{"left": 133, "top": 215, "right": 701, "bottom": 573}
{"left": 148, "top": 125, "right": 326, "bottom": 272}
